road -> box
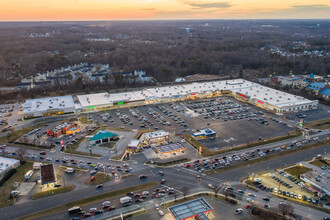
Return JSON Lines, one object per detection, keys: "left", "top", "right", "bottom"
{"left": 1, "top": 144, "right": 329, "bottom": 220}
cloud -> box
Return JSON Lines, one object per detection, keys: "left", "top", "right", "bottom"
{"left": 180, "top": 1, "right": 231, "bottom": 9}
{"left": 141, "top": 8, "right": 155, "bottom": 11}
{"left": 190, "top": 2, "right": 231, "bottom": 9}
{"left": 292, "top": 4, "right": 329, "bottom": 8}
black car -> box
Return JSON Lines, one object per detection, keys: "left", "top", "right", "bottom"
{"left": 96, "top": 184, "right": 103, "bottom": 188}
{"left": 262, "top": 197, "right": 270, "bottom": 201}
{"left": 94, "top": 210, "right": 104, "bottom": 215}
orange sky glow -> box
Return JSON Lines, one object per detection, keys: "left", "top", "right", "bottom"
{"left": 0, "top": 0, "right": 329, "bottom": 21}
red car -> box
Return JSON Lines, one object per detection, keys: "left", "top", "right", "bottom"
{"left": 40, "top": 151, "right": 46, "bottom": 155}
{"left": 83, "top": 213, "right": 92, "bottom": 218}
{"left": 245, "top": 204, "right": 251, "bottom": 209}
{"left": 108, "top": 206, "right": 116, "bottom": 211}
{"left": 90, "top": 176, "right": 95, "bottom": 181}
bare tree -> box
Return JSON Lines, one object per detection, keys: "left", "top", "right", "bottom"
{"left": 278, "top": 202, "right": 294, "bottom": 219}
{"left": 16, "top": 148, "right": 27, "bottom": 161}
{"left": 181, "top": 186, "right": 189, "bottom": 199}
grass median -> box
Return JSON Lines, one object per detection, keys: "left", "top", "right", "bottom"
{"left": 31, "top": 185, "right": 75, "bottom": 200}
{"left": 16, "top": 181, "right": 158, "bottom": 220}
{"left": 0, "top": 161, "right": 33, "bottom": 208}
{"left": 283, "top": 166, "right": 312, "bottom": 178}
{"left": 309, "top": 158, "right": 329, "bottom": 168}
{"left": 0, "top": 123, "right": 46, "bottom": 144}
{"left": 205, "top": 139, "right": 330, "bottom": 175}
{"left": 304, "top": 118, "right": 330, "bottom": 130}
{"left": 87, "top": 172, "right": 111, "bottom": 185}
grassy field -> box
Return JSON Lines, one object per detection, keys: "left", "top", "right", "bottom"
{"left": 305, "top": 118, "right": 330, "bottom": 130}
{"left": 309, "top": 159, "right": 329, "bottom": 168}
{"left": 0, "top": 161, "right": 33, "bottom": 208}
{"left": 87, "top": 172, "right": 111, "bottom": 185}
{"left": 0, "top": 123, "right": 46, "bottom": 144}
{"left": 31, "top": 185, "right": 75, "bottom": 200}
{"left": 283, "top": 166, "right": 312, "bottom": 178}
{"left": 205, "top": 139, "right": 330, "bottom": 175}
{"left": 17, "top": 181, "right": 158, "bottom": 220}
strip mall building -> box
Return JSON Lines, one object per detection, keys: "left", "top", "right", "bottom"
{"left": 23, "top": 79, "right": 318, "bottom": 118}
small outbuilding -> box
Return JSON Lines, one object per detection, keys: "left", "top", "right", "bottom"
{"left": 89, "top": 130, "right": 119, "bottom": 146}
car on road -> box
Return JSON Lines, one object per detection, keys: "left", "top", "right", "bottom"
{"left": 247, "top": 198, "right": 254, "bottom": 203}
{"left": 96, "top": 184, "right": 103, "bottom": 188}
{"left": 94, "top": 210, "right": 103, "bottom": 215}
{"left": 139, "top": 174, "right": 148, "bottom": 179}
{"left": 40, "top": 151, "right": 46, "bottom": 155}
{"left": 208, "top": 184, "right": 215, "bottom": 189}
{"left": 102, "top": 201, "right": 111, "bottom": 206}
{"left": 264, "top": 204, "right": 270, "bottom": 209}
{"left": 158, "top": 210, "right": 164, "bottom": 216}
{"left": 108, "top": 206, "right": 116, "bottom": 211}
{"left": 89, "top": 208, "right": 97, "bottom": 212}
{"left": 262, "top": 197, "right": 270, "bottom": 201}
{"left": 82, "top": 213, "right": 92, "bottom": 218}
{"left": 160, "top": 179, "right": 166, "bottom": 184}
{"left": 244, "top": 204, "right": 251, "bottom": 209}
{"left": 235, "top": 208, "right": 243, "bottom": 215}
{"left": 155, "top": 204, "right": 159, "bottom": 210}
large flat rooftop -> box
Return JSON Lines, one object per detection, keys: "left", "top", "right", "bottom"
{"left": 76, "top": 79, "right": 316, "bottom": 109}
{"left": 23, "top": 95, "right": 75, "bottom": 114}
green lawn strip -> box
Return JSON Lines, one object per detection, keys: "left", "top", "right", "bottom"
{"left": 0, "top": 123, "right": 46, "bottom": 144}
{"left": 87, "top": 172, "right": 111, "bottom": 185}
{"left": 283, "top": 166, "right": 312, "bottom": 178}
{"left": 304, "top": 118, "right": 330, "bottom": 130}
{"left": 145, "top": 158, "right": 190, "bottom": 166}
{"left": 0, "top": 161, "right": 33, "bottom": 208}
{"left": 16, "top": 181, "right": 158, "bottom": 220}
{"left": 205, "top": 139, "right": 330, "bottom": 175}
{"left": 309, "top": 159, "right": 329, "bottom": 168}
{"left": 182, "top": 129, "right": 302, "bottom": 157}
{"left": 31, "top": 185, "right": 75, "bottom": 200}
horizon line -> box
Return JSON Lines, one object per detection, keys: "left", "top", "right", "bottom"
{"left": 1, "top": 18, "right": 330, "bottom": 23}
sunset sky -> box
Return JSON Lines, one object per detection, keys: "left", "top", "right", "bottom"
{"left": 0, "top": 0, "right": 329, "bottom": 21}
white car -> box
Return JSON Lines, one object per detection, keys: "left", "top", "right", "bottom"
{"left": 208, "top": 184, "right": 215, "bottom": 189}
{"left": 158, "top": 210, "right": 164, "bottom": 216}
{"left": 235, "top": 208, "right": 243, "bottom": 215}
{"left": 46, "top": 157, "right": 52, "bottom": 161}
{"left": 102, "top": 201, "right": 111, "bottom": 206}
{"left": 274, "top": 188, "right": 278, "bottom": 193}
{"left": 155, "top": 204, "right": 159, "bottom": 210}
{"left": 298, "top": 194, "right": 302, "bottom": 200}
{"left": 247, "top": 198, "right": 254, "bottom": 203}
{"left": 89, "top": 207, "right": 97, "bottom": 212}
{"left": 248, "top": 193, "right": 256, "bottom": 197}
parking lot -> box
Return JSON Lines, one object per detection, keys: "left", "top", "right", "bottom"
{"left": 91, "top": 96, "right": 294, "bottom": 151}
{"left": 287, "top": 104, "right": 330, "bottom": 123}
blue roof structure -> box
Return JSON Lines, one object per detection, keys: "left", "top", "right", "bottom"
{"left": 90, "top": 130, "right": 118, "bottom": 142}
{"left": 307, "top": 82, "right": 325, "bottom": 91}
{"left": 319, "top": 88, "right": 330, "bottom": 97}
